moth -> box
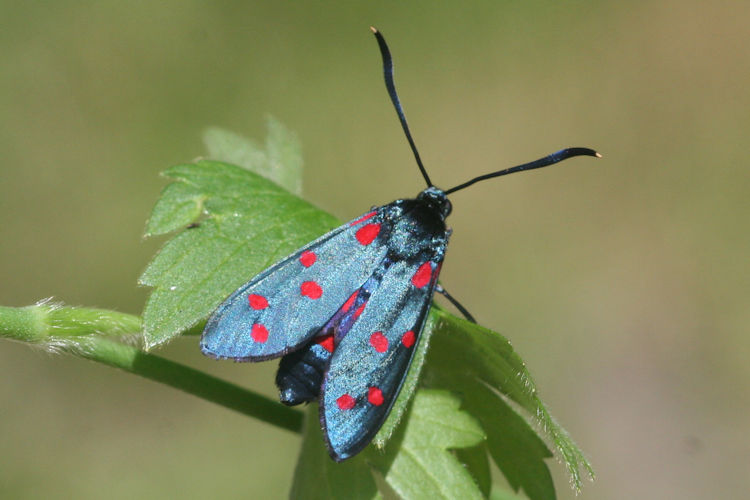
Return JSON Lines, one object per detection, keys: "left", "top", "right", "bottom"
{"left": 201, "top": 27, "right": 599, "bottom": 461}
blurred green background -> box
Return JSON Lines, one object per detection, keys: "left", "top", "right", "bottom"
{"left": 1, "top": 1, "right": 748, "bottom": 498}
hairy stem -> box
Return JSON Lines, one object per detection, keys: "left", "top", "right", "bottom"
{"left": 0, "top": 304, "right": 303, "bottom": 433}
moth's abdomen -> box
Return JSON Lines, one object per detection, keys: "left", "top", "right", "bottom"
{"left": 275, "top": 268, "right": 381, "bottom": 404}
{"left": 276, "top": 334, "right": 333, "bottom": 405}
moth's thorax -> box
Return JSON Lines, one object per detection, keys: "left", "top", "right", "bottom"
{"left": 378, "top": 189, "right": 450, "bottom": 261}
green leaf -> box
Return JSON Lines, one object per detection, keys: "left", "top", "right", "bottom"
{"left": 426, "top": 310, "right": 593, "bottom": 497}
{"left": 370, "top": 390, "right": 485, "bottom": 500}
{"left": 467, "top": 383, "right": 555, "bottom": 500}
{"left": 455, "top": 443, "right": 493, "bottom": 498}
{"left": 203, "top": 127, "right": 266, "bottom": 176}
{"left": 290, "top": 405, "right": 380, "bottom": 500}
{"left": 145, "top": 182, "right": 206, "bottom": 237}
{"left": 264, "top": 116, "right": 304, "bottom": 196}
{"left": 140, "top": 160, "right": 338, "bottom": 348}
{"left": 203, "top": 117, "right": 303, "bottom": 195}
{"left": 489, "top": 489, "right": 526, "bottom": 500}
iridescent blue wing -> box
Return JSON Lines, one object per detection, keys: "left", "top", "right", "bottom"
{"left": 320, "top": 255, "right": 444, "bottom": 461}
{"left": 201, "top": 210, "right": 390, "bottom": 361}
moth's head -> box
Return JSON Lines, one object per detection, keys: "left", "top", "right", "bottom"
{"left": 417, "top": 186, "right": 452, "bottom": 219}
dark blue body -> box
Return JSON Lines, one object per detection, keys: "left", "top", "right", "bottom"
{"left": 201, "top": 187, "right": 452, "bottom": 461}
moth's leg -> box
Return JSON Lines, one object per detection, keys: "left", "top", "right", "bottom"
{"left": 435, "top": 284, "right": 476, "bottom": 323}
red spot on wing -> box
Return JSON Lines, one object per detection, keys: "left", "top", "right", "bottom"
{"left": 350, "top": 211, "right": 376, "bottom": 226}
{"left": 316, "top": 333, "right": 334, "bottom": 353}
{"left": 299, "top": 250, "right": 316, "bottom": 267}
{"left": 401, "top": 330, "right": 416, "bottom": 348}
{"left": 356, "top": 223, "right": 381, "bottom": 245}
{"left": 368, "top": 387, "right": 384, "bottom": 406}
{"left": 337, "top": 394, "right": 356, "bottom": 410}
{"left": 300, "top": 281, "right": 323, "bottom": 299}
{"left": 247, "top": 294, "right": 268, "bottom": 310}
{"left": 411, "top": 262, "right": 433, "bottom": 288}
{"left": 342, "top": 292, "right": 357, "bottom": 312}
{"left": 353, "top": 302, "right": 366, "bottom": 319}
{"left": 251, "top": 324, "right": 269, "bottom": 343}
{"left": 369, "top": 332, "right": 388, "bottom": 353}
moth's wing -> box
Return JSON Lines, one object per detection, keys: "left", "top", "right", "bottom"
{"left": 201, "top": 210, "right": 389, "bottom": 361}
{"left": 320, "top": 256, "right": 444, "bottom": 461}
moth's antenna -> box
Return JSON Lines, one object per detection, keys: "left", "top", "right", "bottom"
{"left": 371, "top": 26, "right": 433, "bottom": 187}
{"left": 445, "top": 148, "right": 601, "bottom": 194}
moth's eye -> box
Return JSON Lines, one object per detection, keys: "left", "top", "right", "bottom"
{"left": 443, "top": 199, "right": 452, "bottom": 217}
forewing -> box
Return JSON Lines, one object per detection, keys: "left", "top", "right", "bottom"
{"left": 320, "top": 257, "right": 443, "bottom": 461}
{"left": 201, "top": 210, "right": 389, "bottom": 361}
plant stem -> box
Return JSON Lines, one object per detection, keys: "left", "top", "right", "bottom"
{"left": 0, "top": 304, "right": 303, "bottom": 433}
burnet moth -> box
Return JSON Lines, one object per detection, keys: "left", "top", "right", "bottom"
{"left": 200, "top": 27, "right": 599, "bottom": 462}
